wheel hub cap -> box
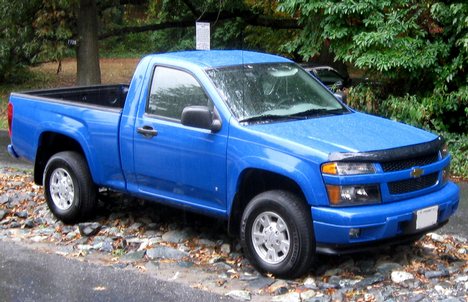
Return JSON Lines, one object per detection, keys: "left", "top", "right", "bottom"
{"left": 49, "top": 168, "right": 74, "bottom": 210}
{"left": 252, "top": 211, "right": 290, "bottom": 264}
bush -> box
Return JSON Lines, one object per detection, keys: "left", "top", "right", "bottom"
{"left": 442, "top": 132, "right": 468, "bottom": 179}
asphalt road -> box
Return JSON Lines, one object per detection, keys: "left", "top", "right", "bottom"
{"left": 0, "top": 241, "right": 232, "bottom": 302}
{"left": 1, "top": 130, "right": 466, "bottom": 238}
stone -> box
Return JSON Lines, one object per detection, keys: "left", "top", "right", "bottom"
{"left": 93, "top": 241, "right": 113, "bottom": 253}
{"left": 14, "top": 211, "right": 28, "bottom": 219}
{"left": 78, "top": 222, "right": 102, "bottom": 237}
{"left": 300, "top": 290, "right": 316, "bottom": 300}
{"left": 121, "top": 250, "right": 146, "bottom": 261}
{"left": 23, "top": 219, "right": 35, "bottom": 228}
{"left": 357, "top": 259, "right": 375, "bottom": 274}
{"left": 429, "top": 233, "right": 445, "bottom": 243}
{"left": 220, "top": 243, "right": 231, "bottom": 254}
{"left": 225, "top": 290, "right": 251, "bottom": 301}
{"left": 65, "top": 232, "right": 77, "bottom": 240}
{"left": 424, "top": 270, "right": 449, "bottom": 279}
{"left": 339, "top": 258, "right": 355, "bottom": 271}
{"left": 213, "top": 261, "right": 232, "bottom": 271}
{"left": 162, "top": 229, "right": 191, "bottom": 243}
{"left": 239, "top": 272, "right": 259, "bottom": 281}
{"left": 272, "top": 292, "right": 300, "bottom": 302}
{"left": 455, "top": 275, "right": 468, "bottom": 282}
{"left": 128, "top": 222, "right": 143, "bottom": 231}
{"left": 434, "top": 283, "right": 453, "bottom": 296}
{"left": 356, "top": 273, "right": 385, "bottom": 288}
{"left": 328, "top": 275, "right": 342, "bottom": 288}
{"left": 407, "top": 294, "right": 425, "bottom": 302}
{"left": 391, "top": 271, "right": 414, "bottom": 283}
{"left": 376, "top": 262, "right": 403, "bottom": 274}
{"left": 269, "top": 280, "right": 289, "bottom": 295}
{"left": 368, "top": 289, "right": 385, "bottom": 302}
{"left": 0, "top": 210, "right": 7, "bottom": 221}
{"left": 9, "top": 222, "right": 21, "bottom": 228}
{"left": 146, "top": 246, "right": 188, "bottom": 260}
{"left": 303, "top": 277, "right": 317, "bottom": 289}
{"left": 324, "top": 268, "right": 343, "bottom": 277}
{"left": 317, "top": 282, "right": 339, "bottom": 290}
{"left": 177, "top": 261, "right": 194, "bottom": 268}
{"left": 451, "top": 235, "right": 467, "bottom": 243}
{"left": 302, "top": 296, "right": 330, "bottom": 302}
{"left": 331, "top": 290, "right": 346, "bottom": 301}
{"left": 143, "top": 230, "right": 159, "bottom": 237}
{"left": 76, "top": 244, "right": 93, "bottom": 251}
{"left": 196, "top": 238, "right": 216, "bottom": 247}
{"left": 248, "top": 276, "right": 275, "bottom": 289}
{"left": 0, "top": 195, "right": 9, "bottom": 205}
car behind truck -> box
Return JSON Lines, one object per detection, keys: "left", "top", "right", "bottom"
{"left": 7, "top": 50, "right": 460, "bottom": 278}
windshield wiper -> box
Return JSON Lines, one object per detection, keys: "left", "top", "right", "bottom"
{"left": 288, "top": 108, "right": 347, "bottom": 118}
{"left": 239, "top": 114, "right": 305, "bottom": 123}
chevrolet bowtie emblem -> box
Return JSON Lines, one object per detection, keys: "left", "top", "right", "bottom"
{"left": 410, "top": 167, "right": 424, "bottom": 178}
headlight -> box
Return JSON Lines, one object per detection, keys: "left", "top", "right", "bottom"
{"left": 321, "top": 162, "right": 375, "bottom": 175}
{"left": 326, "top": 184, "right": 381, "bottom": 206}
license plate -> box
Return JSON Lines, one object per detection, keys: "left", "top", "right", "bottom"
{"left": 416, "top": 206, "right": 438, "bottom": 230}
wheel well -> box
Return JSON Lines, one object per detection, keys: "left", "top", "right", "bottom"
{"left": 34, "top": 132, "right": 85, "bottom": 185}
{"left": 228, "top": 169, "right": 307, "bottom": 236}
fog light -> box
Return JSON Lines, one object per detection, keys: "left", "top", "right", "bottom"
{"left": 349, "top": 228, "right": 361, "bottom": 239}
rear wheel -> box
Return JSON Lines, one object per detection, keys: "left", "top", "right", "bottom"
{"left": 44, "top": 151, "right": 97, "bottom": 224}
{"left": 240, "top": 190, "right": 315, "bottom": 278}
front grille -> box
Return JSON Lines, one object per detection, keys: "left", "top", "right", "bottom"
{"left": 388, "top": 172, "right": 439, "bottom": 194}
{"left": 381, "top": 153, "right": 439, "bottom": 172}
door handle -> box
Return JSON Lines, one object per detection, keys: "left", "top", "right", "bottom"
{"left": 137, "top": 126, "right": 158, "bottom": 138}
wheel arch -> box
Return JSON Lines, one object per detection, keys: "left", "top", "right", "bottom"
{"left": 34, "top": 131, "right": 88, "bottom": 185}
{"left": 227, "top": 168, "right": 309, "bottom": 236}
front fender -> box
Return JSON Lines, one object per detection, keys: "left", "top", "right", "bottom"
{"left": 226, "top": 140, "right": 328, "bottom": 215}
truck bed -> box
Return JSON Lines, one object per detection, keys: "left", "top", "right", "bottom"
{"left": 16, "top": 84, "right": 129, "bottom": 109}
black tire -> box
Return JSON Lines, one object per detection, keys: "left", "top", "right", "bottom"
{"left": 240, "top": 190, "right": 315, "bottom": 278}
{"left": 43, "top": 151, "right": 97, "bottom": 224}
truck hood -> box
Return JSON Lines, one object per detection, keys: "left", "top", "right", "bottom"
{"left": 248, "top": 112, "right": 437, "bottom": 157}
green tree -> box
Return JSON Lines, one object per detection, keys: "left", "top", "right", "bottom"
{"left": 2, "top": 0, "right": 301, "bottom": 85}
{"left": 0, "top": 0, "right": 41, "bottom": 83}
{"left": 279, "top": 0, "right": 467, "bottom": 132}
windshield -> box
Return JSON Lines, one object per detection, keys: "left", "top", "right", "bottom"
{"left": 206, "top": 63, "right": 348, "bottom": 122}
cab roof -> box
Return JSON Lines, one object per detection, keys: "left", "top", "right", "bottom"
{"left": 147, "top": 50, "right": 292, "bottom": 69}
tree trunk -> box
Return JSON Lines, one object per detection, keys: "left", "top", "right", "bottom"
{"left": 76, "top": 0, "right": 101, "bottom": 85}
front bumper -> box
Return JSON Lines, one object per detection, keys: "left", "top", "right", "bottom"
{"left": 312, "top": 182, "right": 459, "bottom": 250}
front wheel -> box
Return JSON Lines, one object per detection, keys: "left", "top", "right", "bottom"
{"left": 44, "top": 151, "right": 97, "bottom": 224}
{"left": 240, "top": 190, "right": 315, "bottom": 278}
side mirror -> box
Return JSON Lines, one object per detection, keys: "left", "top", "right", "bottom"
{"left": 181, "top": 106, "right": 222, "bottom": 132}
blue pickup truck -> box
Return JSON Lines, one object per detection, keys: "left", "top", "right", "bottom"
{"left": 7, "top": 50, "right": 459, "bottom": 278}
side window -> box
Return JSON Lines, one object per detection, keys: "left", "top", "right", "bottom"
{"left": 147, "top": 66, "right": 210, "bottom": 120}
